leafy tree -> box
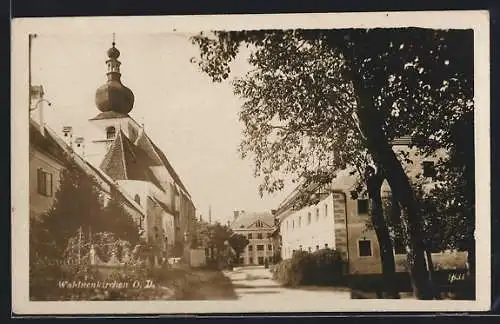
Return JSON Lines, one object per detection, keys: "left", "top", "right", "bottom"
{"left": 228, "top": 233, "right": 249, "bottom": 263}
{"left": 191, "top": 28, "right": 473, "bottom": 299}
{"left": 36, "top": 161, "right": 105, "bottom": 259}
{"left": 100, "top": 191, "right": 141, "bottom": 246}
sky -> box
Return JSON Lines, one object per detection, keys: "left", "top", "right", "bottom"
{"left": 30, "top": 31, "right": 294, "bottom": 224}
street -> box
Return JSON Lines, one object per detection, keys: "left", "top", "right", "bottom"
{"left": 223, "top": 266, "right": 351, "bottom": 302}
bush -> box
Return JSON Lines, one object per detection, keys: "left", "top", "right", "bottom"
{"left": 272, "top": 249, "right": 346, "bottom": 287}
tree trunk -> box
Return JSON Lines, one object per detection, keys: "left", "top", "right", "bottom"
{"left": 349, "top": 75, "right": 433, "bottom": 300}
{"left": 366, "top": 169, "right": 400, "bottom": 299}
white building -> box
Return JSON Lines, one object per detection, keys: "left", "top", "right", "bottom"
{"left": 230, "top": 211, "right": 276, "bottom": 265}
{"left": 274, "top": 137, "right": 467, "bottom": 275}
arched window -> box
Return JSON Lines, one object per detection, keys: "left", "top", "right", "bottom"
{"left": 106, "top": 126, "right": 116, "bottom": 139}
{"left": 134, "top": 194, "right": 140, "bottom": 205}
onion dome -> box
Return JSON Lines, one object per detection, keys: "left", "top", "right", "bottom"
{"left": 95, "top": 41, "right": 134, "bottom": 114}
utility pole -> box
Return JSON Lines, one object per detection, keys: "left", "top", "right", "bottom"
{"left": 28, "top": 34, "right": 37, "bottom": 111}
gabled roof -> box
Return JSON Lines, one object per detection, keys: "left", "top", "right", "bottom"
{"left": 29, "top": 119, "right": 67, "bottom": 165}
{"left": 40, "top": 123, "right": 145, "bottom": 218}
{"left": 84, "top": 160, "right": 145, "bottom": 217}
{"left": 149, "top": 140, "right": 191, "bottom": 197}
{"left": 230, "top": 212, "right": 274, "bottom": 230}
{"left": 99, "top": 129, "right": 164, "bottom": 190}
{"left": 151, "top": 197, "right": 175, "bottom": 216}
{"left": 134, "top": 129, "right": 163, "bottom": 166}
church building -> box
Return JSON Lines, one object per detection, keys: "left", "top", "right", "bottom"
{"left": 86, "top": 40, "right": 196, "bottom": 261}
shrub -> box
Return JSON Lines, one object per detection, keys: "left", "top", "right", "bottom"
{"left": 272, "top": 249, "right": 346, "bottom": 287}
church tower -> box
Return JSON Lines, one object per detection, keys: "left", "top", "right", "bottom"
{"left": 88, "top": 36, "right": 141, "bottom": 166}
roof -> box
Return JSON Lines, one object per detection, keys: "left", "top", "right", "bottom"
{"left": 29, "top": 120, "right": 67, "bottom": 165}
{"left": 151, "top": 197, "right": 175, "bottom": 215}
{"left": 150, "top": 140, "right": 191, "bottom": 197}
{"left": 40, "top": 123, "right": 145, "bottom": 218}
{"left": 89, "top": 111, "right": 129, "bottom": 121}
{"left": 99, "top": 129, "right": 164, "bottom": 190}
{"left": 230, "top": 211, "right": 275, "bottom": 230}
{"left": 85, "top": 160, "right": 145, "bottom": 217}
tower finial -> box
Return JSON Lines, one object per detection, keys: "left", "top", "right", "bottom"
{"left": 112, "top": 32, "right": 116, "bottom": 47}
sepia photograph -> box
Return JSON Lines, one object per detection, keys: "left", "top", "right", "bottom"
{"left": 11, "top": 11, "right": 490, "bottom": 314}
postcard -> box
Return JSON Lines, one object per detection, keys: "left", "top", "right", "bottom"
{"left": 11, "top": 10, "right": 490, "bottom": 314}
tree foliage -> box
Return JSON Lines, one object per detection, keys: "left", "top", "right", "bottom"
{"left": 191, "top": 28, "right": 474, "bottom": 299}
{"left": 191, "top": 29, "right": 473, "bottom": 195}
{"left": 34, "top": 161, "right": 105, "bottom": 259}
{"left": 31, "top": 161, "right": 143, "bottom": 261}
{"left": 228, "top": 233, "right": 249, "bottom": 259}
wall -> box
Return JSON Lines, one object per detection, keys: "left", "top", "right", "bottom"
{"left": 233, "top": 227, "right": 275, "bottom": 265}
{"left": 279, "top": 194, "right": 336, "bottom": 260}
{"left": 29, "top": 147, "right": 64, "bottom": 219}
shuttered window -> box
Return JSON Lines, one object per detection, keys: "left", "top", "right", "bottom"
{"left": 37, "top": 168, "right": 53, "bottom": 197}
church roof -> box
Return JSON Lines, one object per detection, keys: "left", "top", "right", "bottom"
{"left": 150, "top": 140, "right": 191, "bottom": 198}
{"left": 230, "top": 211, "right": 275, "bottom": 230}
{"left": 99, "top": 129, "right": 164, "bottom": 190}
{"left": 151, "top": 197, "right": 175, "bottom": 215}
{"left": 89, "top": 111, "right": 129, "bottom": 121}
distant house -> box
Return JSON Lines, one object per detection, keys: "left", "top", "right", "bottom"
{"left": 273, "top": 137, "right": 466, "bottom": 275}
{"left": 230, "top": 211, "right": 276, "bottom": 265}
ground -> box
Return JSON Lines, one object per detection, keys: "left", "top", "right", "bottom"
{"left": 222, "top": 265, "right": 351, "bottom": 302}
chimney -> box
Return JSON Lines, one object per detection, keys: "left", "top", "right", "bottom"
{"left": 233, "top": 210, "right": 239, "bottom": 220}
{"left": 62, "top": 126, "right": 74, "bottom": 149}
{"left": 75, "top": 137, "right": 85, "bottom": 157}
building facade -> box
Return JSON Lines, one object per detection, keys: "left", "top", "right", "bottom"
{"left": 230, "top": 211, "right": 276, "bottom": 266}
{"left": 29, "top": 119, "right": 66, "bottom": 220}
{"left": 84, "top": 41, "right": 196, "bottom": 260}
{"left": 274, "top": 138, "right": 464, "bottom": 275}
{"left": 28, "top": 40, "right": 197, "bottom": 265}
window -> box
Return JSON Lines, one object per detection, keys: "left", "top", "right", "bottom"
{"left": 268, "top": 244, "right": 272, "bottom": 251}
{"left": 299, "top": 216, "right": 302, "bottom": 228}
{"left": 257, "top": 233, "right": 263, "bottom": 239}
{"left": 307, "top": 212, "right": 311, "bottom": 224}
{"left": 257, "top": 245, "right": 264, "bottom": 251}
{"left": 357, "top": 199, "right": 369, "bottom": 214}
{"left": 37, "top": 169, "right": 53, "bottom": 197}
{"left": 316, "top": 208, "right": 320, "bottom": 221}
{"left": 248, "top": 245, "right": 253, "bottom": 251}
{"left": 258, "top": 256, "right": 264, "bottom": 265}
{"left": 292, "top": 220, "right": 295, "bottom": 229}
{"left": 393, "top": 237, "right": 406, "bottom": 255}
{"left": 286, "top": 221, "right": 289, "bottom": 230}
{"left": 358, "top": 239, "right": 373, "bottom": 257}
{"left": 134, "top": 194, "right": 141, "bottom": 205}
{"left": 248, "top": 233, "right": 252, "bottom": 239}
{"left": 324, "top": 204, "right": 328, "bottom": 218}
{"left": 106, "top": 126, "right": 116, "bottom": 139}
{"left": 422, "top": 161, "right": 436, "bottom": 177}
{"left": 267, "top": 233, "right": 272, "bottom": 238}
{"left": 249, "top": 257, "right": 253, "bottom": 264}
